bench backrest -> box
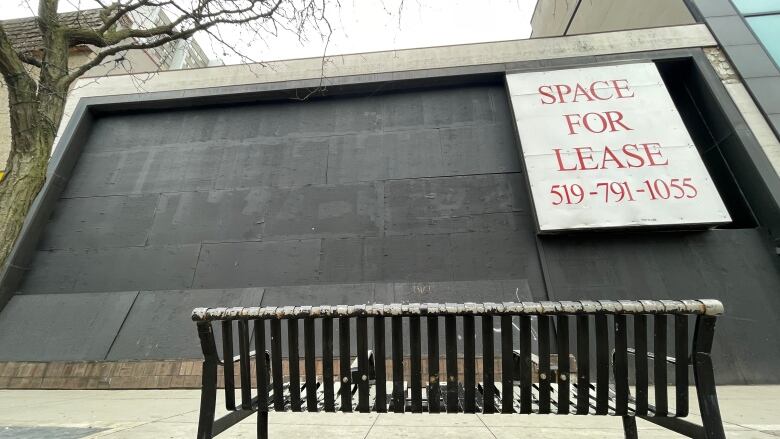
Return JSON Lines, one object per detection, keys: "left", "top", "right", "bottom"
{"left": 193, "top": 299, "right": 723, "bottom": 416}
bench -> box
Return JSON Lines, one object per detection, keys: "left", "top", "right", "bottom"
{"left": 192, "top": 299, "right": 726, "bottom": 439}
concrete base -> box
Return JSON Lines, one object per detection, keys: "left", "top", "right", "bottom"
{"left": 0, "top": 386, "right": 779, "bottom": 438}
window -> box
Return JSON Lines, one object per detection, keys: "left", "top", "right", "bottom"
{"left": 732, "top": 0, "right": 780, "bottom": 14}
{"left": 745, "top": 15, "right": 780, "bottom": 64}
{"left": 732, "top": 0, "right": 780, "bottom": 65}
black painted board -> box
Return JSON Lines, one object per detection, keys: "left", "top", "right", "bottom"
{"left": 21, "top": 244, "right": 201, "bottom": 294}
{"left": 0, "top": 292, "right": 137, "bottom": 361}
{"left": 539, "top": 229, "right": 780, "bottom": 384}
{"left": 105, "top": 287, "right": 264, "bottom": 360}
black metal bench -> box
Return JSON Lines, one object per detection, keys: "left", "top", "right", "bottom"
{"left": 192, "top": 299, "right": 726, "bottom": 439}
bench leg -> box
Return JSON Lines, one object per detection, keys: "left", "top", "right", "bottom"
{"left": 196, "top": 359, "right": 218, "bottom": 439}
{"left": 694, "top": 352, "right": 726, "bottom": 439}
{"left": 622, "top": 416, "right": 638, "bottom": 439}
{"left": 258, "top": 411, "right": 269, "bottom": 439}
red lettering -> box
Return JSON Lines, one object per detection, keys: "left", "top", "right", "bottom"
{"left": 572, "top": 84, "right": 594, "bottom": 102}
{"left": 563, "top": 114, "right": 581, "bottom": 135}
{"left": 538, "top": 86, "right": 556, "bottom": 104}
{"left": 604, "top": 111, "right": 633, "bottom": 132}
{"left": 641, "top": 142, "right": 668, "bottom": 166}
{"left": 612, "top": 79, "right": 635, "bottom": 98}
{"left": 553, "top": 84, "right": 572, "bottom": 103}
{"left": 621, "top": 143, "right": 645, "bottom": 168}
{"left": 589, "top": 81, "right": 611, "bottom": 100}
{"left": 553, "top": 148, "right": 578, "bottom": 171}
{"left": 600, "top": 146, "right": 626, "bottom": 169}
{"left": 575, "top": 147, "right": 599, "bottom": 170}
{"left": 582, "top": 113, "right": 608, "bottom": 133}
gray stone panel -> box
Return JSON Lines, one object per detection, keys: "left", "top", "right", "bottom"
{"left": 724, "top": 44, "right": 780, "bottom": 78}
{"left": 693, "top": 0, "right": 737, "bottom": 18}
{"left": 148, "top": 188, "right": 268, "bottom": 245}
{"left": 441, "top": 123, "right": 521, "bottom": 175}
{"left": 38, "top": 194, "right": 158, "bottom": 250}
{"left": 326, "top": 129, "right": 444, "bottom": 184}
{"left": 64, "top": 145, "right": 223, "bottom": 197}
{"left": 318, "top": 237, "right": 379, "bottom": 283}
{"left": 263, "top": 182, "right": 382, "bottom": 239}
{"left": 215, "top": 139, "right": 328, "bottom": 190}
{"left": 20, "top": 245, "right": 200, "bottom": 294}
{"left": 0, "top": 291, "right": 137, "bottom": 361}
{"left": 391, "top": 279, "right": 532, "bottom": 304}
{"left": 106, "top": 288, "right": 265, "bottom": 360}
{"left": 745, "top": 77, "right": 780, "bottom": 114}
{"left": 706, "top": 16, "right": 758, "bottom": 46}
{"left": 192, "top": 239, "right": 321, "bottom": 289}
{"left": 383, "top": 174, "right": 528, "bottom": 236}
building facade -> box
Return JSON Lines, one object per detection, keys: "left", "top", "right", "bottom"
{"left": 0, "top": 12, "right": 778, "bottom": 389}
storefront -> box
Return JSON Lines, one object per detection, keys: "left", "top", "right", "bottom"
{"left": 0, "top": 24, "right": 778, "bottom": 386}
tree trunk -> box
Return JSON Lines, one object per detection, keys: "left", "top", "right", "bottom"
{"left": 0, "top": 66, "right": 67, "bottom": 269}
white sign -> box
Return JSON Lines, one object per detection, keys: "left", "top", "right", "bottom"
{"left": 507, "top": 62, "right": 731, "bottom": 231}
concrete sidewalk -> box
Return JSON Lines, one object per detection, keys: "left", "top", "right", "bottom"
{"left": 1, "top": 387, "right": 779, "bottom": 438}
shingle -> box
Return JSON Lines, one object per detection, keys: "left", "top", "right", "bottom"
{"left": 1, "top": 9, "right": 104, "bottom": 54}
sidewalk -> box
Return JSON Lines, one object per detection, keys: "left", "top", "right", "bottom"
{"left": 1, "top": 386, "right": 779, "bottom": 438}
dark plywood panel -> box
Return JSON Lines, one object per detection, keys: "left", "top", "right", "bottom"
{"left": 440, "top": 123, "right": 521, "bottom": 175}
{"left": 263, "top": 182, "right": 382, "bottom": 239}
{"left": 214, "top": 138, "right": 328, "bottom": 190}
{"left": 0, "top": 291, "right": 137, "bottom": 361}
{"left": 20, "top": 245, "right": 200, "bottom": 294}
{"left": 449, "top": 231, "right": 544, "bottom": 286}
{"left": 64, "top": 144, "right": 223, "bottom": 197}
{"left": 261, "top": 283, "right": 376, "bottom": 306}
{"left": 38, "top": 194, "right": 159, "bottom": 250}
{"left": 326, "top": 129, "right": 445, "bottom": 184}
{"left": 106, "top": 288, "right": 265, "bottom": 360}
{"left": 381, "top": 86, "right": 500, "bottom": 131}
{"left": 192, "top": 239, "right": 321, "bottom": 289}
{"left": 148, "top": 188, "right": 267, "bottom": 245}
{"left": 540, "top": 229, "right": 780, "bottom": 384}
{"left": 383, "top": 173, "right": 527, "bottom": 235}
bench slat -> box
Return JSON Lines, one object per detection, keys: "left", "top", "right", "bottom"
{"left": 654, "top": 314, "right": 668, "bottom": 416}
{"left": 481, "top": 316, "right": 495, "bottom": 414}
{"left": 518, "top": 316, "right": 532, "bottom": 414}
{"left": 238, "top": 320, "right": 253, "bottom": 410}
{"left": 576, "top": 315, "right": 590, "bottom": 415}
{"left": 614, "top": 314, "right": 629, "bottom": 416}
{"left": 339, "top": 317, "right": 352, "bottom": 412}
{"left": 270, "top": 319, "right": 284, "bottom": 411}
{"left": 288, "top": 320, "right": 302, "bottom": 412}
{"left": 675, "top": 315, "right": 689, "bottom": 417}
{"left": 322, "top": 318, "right": 335, "bottom": 412}
{"left": 463, "top": 315, "right": 476, "bottom": 413}
{"left": 557, "top": 315, "right": 570, "bottom": 414}
{"left": 391, "top": 316, "right": 404, "bottom": 413}
{"left": 304, "top": 318, "right": 317, "bottom": 412}
{"left": 500, "top": 315, "right": 513, "bottom": 414}
{"left": 374, "top": 316, "right": 387, "bottom": 412}
{"left": 357, "top": 316, "right": 370, "bottom": 413}
{"left": 538, "top": 315, "right": 551, "bottom": 414}
{"left": 634, "top": 314, "right": 649, "bottom": 416}
{"left": 222, "top": 321, "right": 236, "bottom": 411}
{"left": 410, "top": 316, "right": 422, "bottom": 413}
{"left": 445, "top": 315, "right": 459, "bottom": 413}
{"left": 595, "top": 314, "right": 609, "bottom": 415}
{"left": 255, "top": 320, "right": 269, "bottom": 412}
{"left": 427, "top": 316, "right": 440, "bottom": 414}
